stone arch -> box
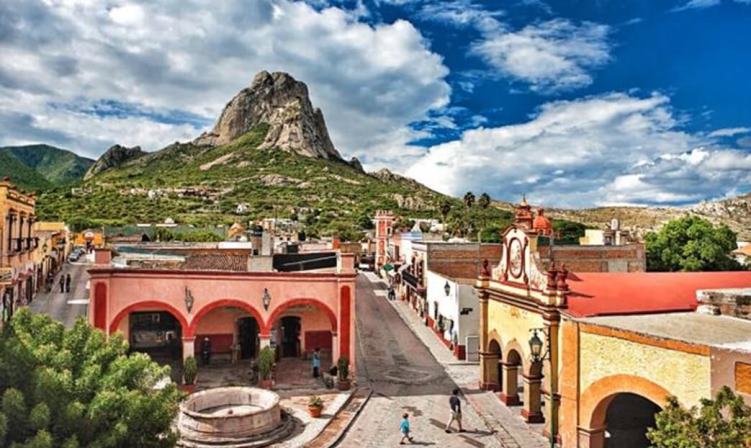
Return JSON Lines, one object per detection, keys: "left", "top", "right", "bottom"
{"left": 108, "top": 300, "right": 190, "bottom": 337}
{"left": 501, "top": 342, "right": 525, "bottom": 406}
{"left": 582, "top": 374, "right": 670, "bottom": 430}
{"left": 266, "top": 298, "right": 338, "bottom": 335}
{"left": 189, "top": 299, "right": 266, "bottom": 336}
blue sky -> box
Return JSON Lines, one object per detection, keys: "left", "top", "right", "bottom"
{"left": 0, "top": 0, "right": 749, "bottom": 207}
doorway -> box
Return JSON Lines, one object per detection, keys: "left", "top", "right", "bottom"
{"left": 237, "top": 317, "right": 259, "bottom": 359}
{"left": 280, "top": 316, "right": 301, "bottom": 357}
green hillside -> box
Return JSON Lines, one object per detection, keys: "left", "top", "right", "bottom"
{"left": 0, "top": 150, "right": 52, "bottom": 191}
{"left": 36, "top": 126, "right": 457, "bottom": 237}
{"left": 1, "top": 144, "right": 94, "bottom": 185}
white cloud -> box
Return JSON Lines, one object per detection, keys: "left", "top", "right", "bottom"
{"left": 672, "top": 0, "right": 750, "bottom": 11}
{"left": 471, "top": 19, "right": 611, "bottom": 93}
{"left": 405, "top": 92, "right": 751, "bottom": 207}
{"left": 0, "top": 0, "right": 449, "bottom": 162}
{"left": 707, "top": 127, "right": 750, "bottom": 137}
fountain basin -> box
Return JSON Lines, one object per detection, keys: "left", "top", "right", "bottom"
{"left": 178, "top": 387, "right": 294, "bottom": 446}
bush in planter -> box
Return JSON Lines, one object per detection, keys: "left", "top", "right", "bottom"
{"left": 337, "top": 356, "right": 350, "bottom": 381}
{"left": 308, "top": 395, "right": 324, "bottom": 408}
{"left": 184, "top": 356, "right": 198, "bottom": 385}
{"left": 258, "top": 346, "right": 275, "bottom": 381}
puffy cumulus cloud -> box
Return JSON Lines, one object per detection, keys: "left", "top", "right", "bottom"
{"left": 405, "top": 92, "right": 751, "bottom": 207}
{"left": 0, "top": 0, "right": 449, "bottom": 160}
{"left": 471, "top": 19, "right": 611, "bottom": 93}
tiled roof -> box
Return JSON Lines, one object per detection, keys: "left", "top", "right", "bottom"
{"left": 180, "top": 254, "right": 248, "bottom": 272}
{"left": 565, "top": 271, "right": 751, "bottom": 317}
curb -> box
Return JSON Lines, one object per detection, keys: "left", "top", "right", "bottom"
{"left": 325, "top": 388, "right": 373, "bottom": 448}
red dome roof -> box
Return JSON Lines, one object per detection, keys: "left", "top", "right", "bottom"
{"left": 533, "top": 209, "right": 552, "bottom": 234}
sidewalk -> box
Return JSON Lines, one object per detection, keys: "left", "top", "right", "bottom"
{"left": 364, "top": 273, "right": 549, "bottom": 448}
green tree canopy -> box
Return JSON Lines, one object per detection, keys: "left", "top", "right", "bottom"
{"left": 0, "top": 309, "right": 181, "bottom": 447}
{"left": 648, "top": 386, "right": 751, "bottom": 448}
{"left": 645, "top": 216, "right": 742, "bottom": 271}
{"left": 477, "top": 193, "right": 491, "bottom": 209}
{"left": 463, "top": 191, "right": 475, "bottom": 209}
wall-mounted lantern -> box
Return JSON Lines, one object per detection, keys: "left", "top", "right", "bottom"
{"left": 184, "top": 286, "right": 195, "bottom": 313}
{"left": 444, "top": 281, "right": 451, "bottom": 296}
{"left": 262, "top": 288, "right": 272, "bottom": 311}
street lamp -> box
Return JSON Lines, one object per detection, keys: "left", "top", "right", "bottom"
{"left": 529, "top": 327, "right": 556, "bottom": 448}
{"left": 444, "top": 281, "right": 451, "bottom": 296}
{"left": 262, "top": 288, "right": 271, "bottom": 311}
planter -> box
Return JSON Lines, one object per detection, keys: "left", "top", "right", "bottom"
{"left": 259, "top": 379, "right": 274, "bottom": 389}
{"left": 308, "top": 405, "right": 323, "bottom": 418}
{"left": 337, "top": 378, "right": 351, "bottom": 391}
{"left": 181, "top": 383, "right": 196, "bottom": 394}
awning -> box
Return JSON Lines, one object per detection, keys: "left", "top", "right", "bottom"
{"left": 383, "top": 263, "right": 394, "bottom": 272}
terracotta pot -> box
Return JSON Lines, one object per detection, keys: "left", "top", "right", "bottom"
{"left": 181, "top": 383, "right": 196, "bottom": 394}
{"left": 337, "top": 379, "right": 351, "bottom": 391}
{"left": 308, "top": 405, "right": 323, "bottom": 418}
{"left": 259, "top": 379, "right": 274, "bottom": 389}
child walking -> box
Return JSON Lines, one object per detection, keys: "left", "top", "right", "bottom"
{"left": 399, "top": 413, "right": 414, "bottom": 445}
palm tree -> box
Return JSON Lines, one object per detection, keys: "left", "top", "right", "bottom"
{"left": 478, "top": 192, "right": 491, "bottom": 209}
{"left": 463, "top": 192, "right": 475, "bottom": 209}
{"left": 439, "top": 200, "right": 452, "bottom": 222}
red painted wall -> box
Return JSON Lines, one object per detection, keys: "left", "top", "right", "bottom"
{"left": 94, "top": 283, "right": 107, "bottom": 330}
{"left": 340, "top": 285, "right": 351, "bottom": 361}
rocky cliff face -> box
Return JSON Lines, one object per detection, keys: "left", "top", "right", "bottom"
{"left": 194, "top": 71, "right": 342, "bottom": 160}
{"left": 84, "top": 144, "right": 146, "bottom": 180}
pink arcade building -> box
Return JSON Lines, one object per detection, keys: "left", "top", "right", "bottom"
{"left": 87, "top": 249, "right": 357, "bottom": 373}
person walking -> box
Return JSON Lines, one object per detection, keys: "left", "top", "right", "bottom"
{"left": 312, "top": 347, "right": 321, "bottom": 378}
{"left": 445, "top": 388, "right": 464, "bottom": 433}
{"left": 388, "top": 286, "right": 396, "bottom": 301}
{"left": 65, "top": 273, "right": 72, "bottom": 293}
{"left": 399, "top": 413, "right": 414, "bottom": 444}
{"left": 58, "top": 276, "right": 65, "bottom": 293}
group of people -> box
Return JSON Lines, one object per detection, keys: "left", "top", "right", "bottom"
{"left": 400, "top": 389, "right": 464, "bottom": 445}
{"left": 58, "top": 273, "right": 72, "bottom": 293}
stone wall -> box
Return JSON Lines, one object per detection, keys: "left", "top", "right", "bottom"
{"left": 538, "top": 244, "right": 646, "bottom": 272}
{"left": 428, "top": 243, "right": 502, "bottom": 279}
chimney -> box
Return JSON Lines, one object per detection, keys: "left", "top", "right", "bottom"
{"left": 94, "top": 248, "right": 112, "bottom": 265}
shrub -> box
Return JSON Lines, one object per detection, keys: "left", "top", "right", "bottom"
{"left": 258, "top": 347, "right": 275, "bottom": 380}
{"left": 337, "top": 356, "right": 350, "bottom": 381}
{"left": 183, "top": 356, "right": 198, "bottom": 385}
{"left": 308, "top": 395, "right": 323, "bottom": 408}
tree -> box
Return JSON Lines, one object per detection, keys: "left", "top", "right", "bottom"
{"left": 648, "top": 386, "right": 751, "bottom": 447}
{"left": 477, "top": 192, "right": 491, "bottom": 209}
{"left": 0, "top": 309, "right": 181, "bottom": 447}
{"left": 463, "top": 192, "right": 475, "bottom": 209}
{"left": 645, "top": 216, "right": 742, "bottom": 271}
{"left": 439, "top": 201, "right": 452, "bottom": 222}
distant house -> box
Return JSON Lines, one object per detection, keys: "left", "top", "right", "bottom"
{"left": 236, "top": 203, "right": 249, "bottom": 214}
{"left": 733, "top": 244, "right": 751, "bottom": 266}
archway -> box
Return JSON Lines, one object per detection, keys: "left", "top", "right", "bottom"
{"left": 501, "top": 348, "right": 522, "bottom": 406}
{"left": 190, "top": 299, "right": 265, "bottom": 364}
{"left": 602, "top": 393, "right": 661, "bottom": 448}
{"left": 267, "top": 298, "right": 337, "bottom": 385}
{"left": 109, "top": 301, "right": 190, "bottom": 337}
{"left": 580, "top": 375, "right": 670, "bottom": 448}
{"left": 485, "top": 339, "right": 502, "bottom": 392}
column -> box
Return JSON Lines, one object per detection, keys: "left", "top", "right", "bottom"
{"left": 522, "top": 373, "right": 544, "bottom": 422}
{"left": 500, "top": 363, "right": 520, "bottom": 405}
{"left": 478, "top": 291, "right": 490, "bottom": 389}
{"left": 182, "top": 337, "right": 195, "bottom": 362}
{"left": 578, "top": 427, "right": 606, "bottom": 448}
{"left": 544, "top": 322, "right": 561, "bottom": 442}
{"left": 480, "top": 351, "right": 500, "bottom": 391}
{"left": 259, "top": 334, "right": 271, "bottom": 350}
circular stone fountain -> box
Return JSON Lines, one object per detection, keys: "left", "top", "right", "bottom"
{"left": 177, "top": 387, "right": 296, "bottom": 447}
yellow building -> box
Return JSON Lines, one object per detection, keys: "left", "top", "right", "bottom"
{"left": 0, "top": 178, "right": 38, "bottom": 323}
{"left": 476, "top": 205, "right": 751, "bottom": 447}
{"left": 32, "top": 221, "right": 70, "bottom": 288}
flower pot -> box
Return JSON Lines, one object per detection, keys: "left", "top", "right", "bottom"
{"left": 181, "top": 383, "right": 196, "bottom": 394}
{"left": 308, "top": 405, "right": 323, "bottom": 418}
{"left": 259, "top": 379, "right": 274, "bottom": 389}
{"left": 337, "top": 378, "right": 351, "bottom": 391}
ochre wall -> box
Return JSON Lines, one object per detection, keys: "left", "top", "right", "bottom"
{"left": 487, "top": 299, "right": 544, "bottom": 369}
{"left": 579, "top": 331, "right": 711, "bottom": 409}
{"left": 710, "top": 347, "right": 751, "bottom": 405}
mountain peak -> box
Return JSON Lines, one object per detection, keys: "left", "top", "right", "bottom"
{"left": 84, "top": 144, "right": 145, "bottom": 180}
{"left": 194, "top": 71, "right": 341, "bottom": 160}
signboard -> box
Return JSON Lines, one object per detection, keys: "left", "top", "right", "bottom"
{"left": 0, "top": 267, "right": 11, "bottom": 285}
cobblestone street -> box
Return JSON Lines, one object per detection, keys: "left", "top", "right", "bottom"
{"left": 29, "top": 261, "right": 89, "bottom": 327}
{"left": 339, "top": 273, "right": 504, "bottom": 448}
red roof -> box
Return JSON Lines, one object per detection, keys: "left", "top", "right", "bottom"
{"left": 565, "top": 271, "right": 751, "bottom": 317}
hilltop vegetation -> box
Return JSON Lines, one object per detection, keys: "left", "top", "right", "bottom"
{"left": 0, "top": 144, "right": 93, "bottom": 191}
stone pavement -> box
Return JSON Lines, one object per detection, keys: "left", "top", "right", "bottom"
{"left": 339, "top": 273, "right": 504, "bottom": 448}
{"left": 368, "top": 272, "right": 550, "bottom": 448}
{"left": 29, "top": 261, "right": 89, "bottom": 327}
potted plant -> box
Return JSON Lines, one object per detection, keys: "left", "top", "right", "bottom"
{"left": 182, "top": 356, "right": 198, "bottom": 394}
{"left": 337, "top": 356, "right": 351, "bottom": 391}
{"left": 258, "top": 346, "right": 275, "bottom": 389}
{"left": 308, "top": 395, "right": 324, "bottom": 418}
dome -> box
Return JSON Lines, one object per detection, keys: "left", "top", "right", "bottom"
{"left": 533, "top": 208, "right": 553, "bottom": 235}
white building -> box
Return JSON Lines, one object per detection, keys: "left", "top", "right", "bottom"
{"left": 425, "top": 270, "right": 480, "bottom": 361}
